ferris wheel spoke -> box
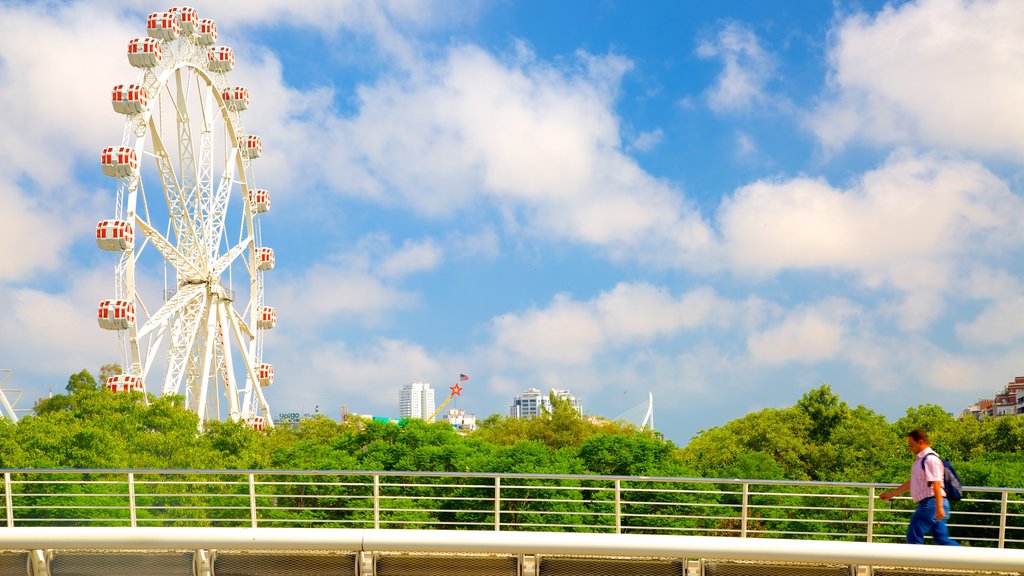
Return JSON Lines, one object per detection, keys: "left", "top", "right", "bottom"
{"left": 228, "top": 304, "right": 255, "bottom": 340}
{"left": 210, "top": 236, "right": 252, "bottom": 277}
{"left": 193, "top": 298, "right": 222, "bottom": 421}
{"left": 225, "top": 303, "right": 263, "bottom": 418}
{"left": 215, "top": 302, "right": 241, "bottom": 420}
{"left": 207, "top": 149, "right": 238, "bottom": 259}
{"left": 163, "top": 293, "right": 208, "bottom": 397}
{"left": 136, "top": 283, "right": 205, "bottom": 340}
{"left": 135, "top": 216, "right": 204, "bottom": 280}
{"left": 148, "top": 115, "right": 204, "bottom": 259}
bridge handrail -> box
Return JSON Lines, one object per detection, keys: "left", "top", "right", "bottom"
{"left": 2, "top": 468, "right": 1021, "bottom": 548}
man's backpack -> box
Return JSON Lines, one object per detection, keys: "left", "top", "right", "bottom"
{"left": 922, "top": 452, "right": 963, "bottom": 503}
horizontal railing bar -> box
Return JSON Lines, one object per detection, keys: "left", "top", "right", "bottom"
{"left": 6, "top": 469, "right": 1023, "bottom": 494}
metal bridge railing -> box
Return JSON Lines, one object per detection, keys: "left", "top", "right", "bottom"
{"left": 2, "top": 469, "right": 1022, "bottom": 548}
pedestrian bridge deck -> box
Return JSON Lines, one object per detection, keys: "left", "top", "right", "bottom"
{"left": 1, "top": 469, "right": 1022, "bottom": 575}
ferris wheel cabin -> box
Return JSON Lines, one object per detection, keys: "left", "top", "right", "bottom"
{"left": 100, "top": 146, "right": 138, "bottom": 178}
{"left": 208, "top": 46, "right": 235, "bottom": 73}
{"left": 146, "top": 11, "right": 181, "bottom": 41}
{"left": 257, "top": 364, "right": 274, "bottom": 387}
{"left": 239, "top": 135, "right": 263, "bottom": 159}
{"left": 256, "top": 247, "right": 275, "bottom": 271}
{"left": 111, "top": 84, "right": 149, "bottom": 115}
{"left": 196, "top": 18, "right": 218, "bottom": 46}
{"left": 246, "top": 416, "right": 266, "bottom": 431}
{"left": 127, "top": 37, "right": 162, "bottom": 68}
{"left": 106, "top": 375, "right": 144, "bottom": 393}
{"left": 249, "top": 189, "right": 271, "bottom": 213}
{"left": 97, "top": 300, "right": 136, "bottom": 331}
{"left": 168, "top": 6, "right": 198, "bottom": 35}
{"left": 95, "top": 220, "right": 134, "bottom": 251}
{"left": 222, "top": 87, "right": 249, "bottom": 111}
{"left": 258, "top": 306, "right": 277, "bottom": 330}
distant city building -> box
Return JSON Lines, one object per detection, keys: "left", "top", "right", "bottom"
{"left": 510, "top": 387, "right": 549, "bottom": 418}
{"left": 962, "top": 376, "right": 1024, "bottom": 419}
{"left": 442, "top": 408, "right": 477, "bottom": 432}
{"left": 552, "top": 389, "right": 583, "bottom": 415}
{"left": 510, "top": 387, "right": 582, "bottom": 418}
{"left": 399, "top": 381, "right": 435, "bottom": 420}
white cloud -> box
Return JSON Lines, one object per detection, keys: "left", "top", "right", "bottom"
{"left": 319, "top": 44, "right": 715, "bottom": 265}
{"left": 0, "top": 183, "right": 79, "bottom": 281}
{"left": 273, "top": 337, "right": 443, "bottom": 412}
{"left": 697, "top": 21, "right": 775, "bottom": 113}
{"left": 717, "top": 150, "right": 1024, "bottom": 327}
{"left": 811, "top": 0, "right": 1024, "bottom": 155}
{"left": 735, "top": 131, "right": 757, "bottom": 157}
{"left": 377, "top": 238, "right": 444, "bottom": 278}
{"left": 747, "top": 300, "right": 855, "bottom": 364}
{"left": 274, "top": 262, "right": 418, "bottom": 330}
{"left": 957, "top": 297, "right": 1024, "bottom": 347}
{"left": 0, "top": 4, "right": 133, "bottom": 188}
{"left": 629, "top": 128, "right": 664, "bottom": 152}
{"left": 491, "top": 283, "right": 734, "bottom": 366}
{"left": 0, "top": 267, "right": 116, "bottom": 390}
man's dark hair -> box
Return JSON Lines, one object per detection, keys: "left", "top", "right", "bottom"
{"left": 907, "top": 428, "right": 929, "bottom": 443}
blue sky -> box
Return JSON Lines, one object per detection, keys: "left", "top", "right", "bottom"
{"left": 2, "top": 0, "right": 1024, "bottom": 444}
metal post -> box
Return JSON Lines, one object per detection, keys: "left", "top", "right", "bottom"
{"left": 741, "top": 483, "right": 749, "bottom": 538}
{"left": 249, "top": 473, "right": 257, "bottom": 528}
{"left": 866, "top": 487, "right": 875, "bottom": 543}
{"left": 494, "top": 477, "right": 501, "bottom": 531}
{"left": 4, "top": 472, "right": 13, "bottom": 528}
{"left": 373, "top": 475, "right": 380, "bottom": 530}
{"left": 614, "top": 480, "right": 621, "bottom": 534}
{"left": 128, "top": 472, "right": 137, "bottom": 528}
{"left": 998, "top": 491, "right": 1008, "bottom": 549}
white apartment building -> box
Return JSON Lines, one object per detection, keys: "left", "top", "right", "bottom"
{"left": 399, "top": 381, "right": 435, "bottom": 420}
{"left": 510, "top": 387, "right": 582, "bottom": 418}
{"left": 442, "top": 408, "right": 477, "bottom": 432}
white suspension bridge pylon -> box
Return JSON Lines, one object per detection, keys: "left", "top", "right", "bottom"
{"left": 614, "top": 392, "right": 655, "bottom": 432}
{"left": 95, "top": 7, "right": 274, "bottom": 430}
{"left": 0, "top": 369, "right": 26, "bottom": 422}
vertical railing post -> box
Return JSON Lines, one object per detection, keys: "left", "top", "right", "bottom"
{"left": 740, "top": 483, "right": 749, "bottom": 538}
{"left": 128, "top": 472, "right": 137, "bottom": 528}
{"left": 998, "top": 491, "right": 1008, "bottom": 549}
{"left": 866, "top": 487, "right": 875, "bottom": 543}
{"left": 249, "top": 473, "right": 258, "bottom": 528}
{"left": 373, "top": 475, "right": 380, "bottom": 530}
{"left": 494, "top": 476, "right": 501, "bottom": 531}
{"left": 4, "top": 472, "right": 13, "bottom": 528}
{"left": 614, "top": 480, "right": 621, "bottom": 534}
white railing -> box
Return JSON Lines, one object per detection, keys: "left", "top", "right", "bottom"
{"left": 1, "top": 469, "right": 1022, "bottom": 548}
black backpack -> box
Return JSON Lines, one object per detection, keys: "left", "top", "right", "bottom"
{"left": 922, "top": 452, "right": 963, "bottom": 503}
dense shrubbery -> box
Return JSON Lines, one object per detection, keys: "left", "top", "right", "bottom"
{"left": 4, "top": 369, "right": 1023, "bottom": 490}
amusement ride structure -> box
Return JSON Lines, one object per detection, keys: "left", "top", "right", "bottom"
{"left": 95, "top": 7, "right": 274, "bottom": 429}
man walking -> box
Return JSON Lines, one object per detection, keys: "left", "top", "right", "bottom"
{"left": 880, "top": 429, "right": 959, "bottom": 545}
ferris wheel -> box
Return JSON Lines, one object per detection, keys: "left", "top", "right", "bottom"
{"left": 95, "top": 7, "right": 274, "bottom": 429}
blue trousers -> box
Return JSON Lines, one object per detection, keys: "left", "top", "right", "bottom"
{"left": 907, "top": 498, "right": 959, "bottom": 545}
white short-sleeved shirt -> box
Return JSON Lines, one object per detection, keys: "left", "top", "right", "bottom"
{"left": 910, "top": 447, "right": 946, "bottom": 503}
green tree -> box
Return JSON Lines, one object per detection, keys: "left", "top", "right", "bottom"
{"left": 795, "top": 384, "right": 849, "bottom": 444}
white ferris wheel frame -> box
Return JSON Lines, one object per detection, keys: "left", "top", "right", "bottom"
{"left": 106, "top": 22, "right": 273, "bottom": 427}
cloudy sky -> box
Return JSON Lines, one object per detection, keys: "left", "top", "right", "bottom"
{"left": 2, "top": 0, "right": 1023, "bottom": 443}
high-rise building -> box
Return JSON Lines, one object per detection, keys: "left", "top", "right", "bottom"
{"left": 510, "top": 387, "right": 548, "bottom": 418}
{"left": 552, "top": 389, "right": 583, "bottom": 415}
{"left": 510, "top": 387, "right": 582, "bottom": 418}
{"left": 399, "top": 381, "right": 435, "bottom": 420}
